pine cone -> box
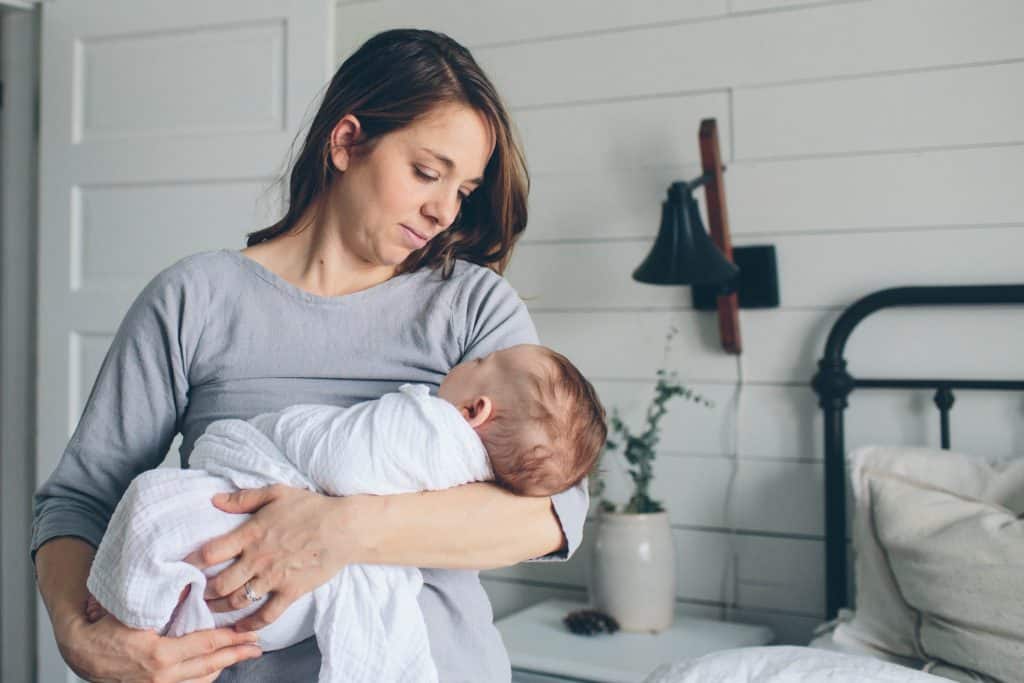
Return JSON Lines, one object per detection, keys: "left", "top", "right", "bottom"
{"left": 563, "top": 609, "right": 620, "bottom": 636}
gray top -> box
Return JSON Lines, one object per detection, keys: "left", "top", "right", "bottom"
{"left": 31, "top": 249, "right": 588, "bottom": 683}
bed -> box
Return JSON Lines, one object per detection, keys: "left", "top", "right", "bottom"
{"left": 646, "top": 283, "right": 1024, "bottom": 683}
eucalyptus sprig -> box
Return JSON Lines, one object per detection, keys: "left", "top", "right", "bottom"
{"left": 591, "top": 327, "right": 711, "bottom": 514}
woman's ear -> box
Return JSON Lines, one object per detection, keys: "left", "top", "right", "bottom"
{"left": 462, "top": 396, "right": 493, "bottom": 428}
{"left": 329, "top": 114, "right": 362, "bottom": 172}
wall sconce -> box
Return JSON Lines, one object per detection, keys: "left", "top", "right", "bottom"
{"left": 633, "top": 118, "right": 779, "bottom": 355}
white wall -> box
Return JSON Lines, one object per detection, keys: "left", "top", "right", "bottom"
{"left": 336, "top": 0, "right": 1024, "bottom": 644}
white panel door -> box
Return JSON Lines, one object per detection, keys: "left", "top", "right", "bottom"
{"left": 36, "top": 1, "right": 332, "bottom": 680}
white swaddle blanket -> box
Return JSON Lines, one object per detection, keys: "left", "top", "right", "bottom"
{"left": 87, "top": 384, "right": 492, "bottom": 683}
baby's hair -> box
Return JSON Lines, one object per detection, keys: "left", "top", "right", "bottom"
{"left": 480, "top": 348, "right": 607, "bottom": 497}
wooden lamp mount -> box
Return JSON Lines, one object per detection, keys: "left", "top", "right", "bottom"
{"left": 698, "top": 118, "right": 741, "bottom": 355}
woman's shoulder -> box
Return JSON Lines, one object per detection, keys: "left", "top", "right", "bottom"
{"left": 449, "top": 258, "right": 503, "bottom": 283}
{"left": 396, "top": 259, "right": 511, "bottom": 309}
{"left": 407, "top": 258, "right": 484, "bottom": 283}
{"left": 122, "top": 251, "right": 246, "bottom": 326}
{"left": 142, "top": 249, "right": 245, "bottom": 294}
{"left": 440, "top": 260, "right": 538, "bottom": 353}
{"left": 427, "top": 259, "right": 515, "bottom": 299}
{"left": 162, "top": 249, "right": 240, "bottom": 277}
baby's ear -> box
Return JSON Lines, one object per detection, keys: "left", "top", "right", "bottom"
{"left": 464, "top": 396, "right": 493, "bottom": 428}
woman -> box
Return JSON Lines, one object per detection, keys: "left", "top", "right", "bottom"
{"left": 32, "top": 29, "right": 587, "bottom": 683}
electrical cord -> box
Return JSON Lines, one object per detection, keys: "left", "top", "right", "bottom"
{"left": 720, "top": 352, "right": 744, "bottom": 621}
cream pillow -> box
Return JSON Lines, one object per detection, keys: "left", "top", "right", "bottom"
{"left": 871, "top": 474, "right": 1024, "bottom": 683}
{"left": 835, "top": 446, "right": 1024, "bottom": 661}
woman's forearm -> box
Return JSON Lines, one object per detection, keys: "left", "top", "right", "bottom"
{"left": 35, "top": 537, "right": 95, "bottom": 636}
{"left": 345, "top": 482, "right": 566, "bottom": 570}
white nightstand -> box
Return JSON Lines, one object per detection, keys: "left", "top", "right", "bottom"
{"left": 497, "top": 599, "right": 774, "bottom": 683}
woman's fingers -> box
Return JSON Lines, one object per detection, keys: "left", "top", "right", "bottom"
{"left": 162, "top": 626, "right": 262, "bottom": 682}
{"left": 170, "top": 642, "right": 262, "bottom": 682}
{"left": 162, "top": 626, "right": 260, "bottom": 663}
{"left": 232, "top": 592, "right": 295, "bottom": 633}
{"left": 212, "top": 485, "right": 282, "bottom": 513}
{"left": 201, "top": 548, "right": 264, "bottom": 601}
{"left": 184, "top": 486, "right": 281, "bottom": 572}
{"left": 183, "top": 532, "right": 246, "bottom": 571}
{"left": 69, "top": 617, "right": 255, "bottom": 683}
{"left": 185, "top": 518, "right": 262, "bottom": 572}
{"left": 205, "top": 576, "right": 266, "bottom": 613}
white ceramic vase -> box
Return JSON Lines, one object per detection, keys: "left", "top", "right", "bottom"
{"left": 589, "top": 510, "right": 676, "bottom": 632}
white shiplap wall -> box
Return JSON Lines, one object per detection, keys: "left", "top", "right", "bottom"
{"left": 336, "top": 0, "right": 1024, "bottom": 644}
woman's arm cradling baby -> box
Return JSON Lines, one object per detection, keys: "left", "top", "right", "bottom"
{"left": 187, "top": 481, "right": 565, "bottom": 632}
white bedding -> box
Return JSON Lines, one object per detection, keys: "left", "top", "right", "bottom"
{"left": 642, "top": 646, "right": 949, "bottom": 683}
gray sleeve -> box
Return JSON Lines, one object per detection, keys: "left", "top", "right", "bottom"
{"left": 453, "top": 266, "right": 589, "bottom": 562}
{"left": 454, "top": 266, "right": 540, "bottom": 361}
{"left": 30, "top": 260, "right": 203, "bottom": 560}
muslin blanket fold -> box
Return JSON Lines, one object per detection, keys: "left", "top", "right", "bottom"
{"left": 88, "top": 384, "right": 492, "bottom": 683}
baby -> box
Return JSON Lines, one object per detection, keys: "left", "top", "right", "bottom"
{"left": 436, "top": 343, "right": 607, "bottom": 496}
{"left": 86, "top": 343, "right": 606, "bottom": 683}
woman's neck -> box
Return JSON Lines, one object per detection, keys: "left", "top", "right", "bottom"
{"left": 243, "top": 206, "right": 396, "bottom": 298}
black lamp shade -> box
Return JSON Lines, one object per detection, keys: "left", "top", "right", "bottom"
{"left": 632, "top": 182, "right": 738, "bottom": 286}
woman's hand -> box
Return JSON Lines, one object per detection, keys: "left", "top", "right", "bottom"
{"left": 56, "top": 610, "right": 261, "bottom": 683}
{"left": 185, "top": 485, "right": 361, "bottom": 632}
{"left": 37, "top": 537, "right": 262, "bottom": 683}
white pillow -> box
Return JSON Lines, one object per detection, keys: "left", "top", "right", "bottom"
{"left": 810, "top": 616, "right": 924, "bottom": 669}
{"left": 872, "top": 474, "right": 1024, "bottom": 683}
{"left": 836, "top": 446, "right": 1024, "bottom": 662}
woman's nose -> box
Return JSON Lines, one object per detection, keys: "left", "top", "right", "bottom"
{"left": 423, "top": 191, "right": 460, "bottom": 231}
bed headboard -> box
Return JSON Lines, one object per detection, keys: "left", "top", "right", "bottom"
{"left": 810, "top": 284, "right": 1024, "bottom": 619}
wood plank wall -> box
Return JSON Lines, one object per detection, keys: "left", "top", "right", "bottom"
{"left": 336, "top": 0, "right": 1024, "bottom": 644}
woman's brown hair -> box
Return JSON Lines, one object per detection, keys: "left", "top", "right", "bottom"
{"left": 247, "top": 29, "right": 529, "bottom": 277}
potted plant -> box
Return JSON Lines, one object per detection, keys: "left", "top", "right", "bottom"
{"left": 588, "top": 329, "right": 709, "bottom": 632}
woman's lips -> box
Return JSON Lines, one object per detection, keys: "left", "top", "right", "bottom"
{"left": 401, "top": 224, "right": 428, "bottom": 249}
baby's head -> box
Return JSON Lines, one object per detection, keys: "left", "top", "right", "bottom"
{"left": 438, "top": 344, "right": 607, "bottom": 496}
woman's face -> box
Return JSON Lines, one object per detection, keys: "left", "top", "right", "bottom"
{"left": 329, "top": 103, "right": 495, "bottom": 268}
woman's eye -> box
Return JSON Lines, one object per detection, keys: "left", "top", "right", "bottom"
{"left": 414, "top": 166, "right": 438, "bottom": 181}
{"left": 416, "top": 165, "right": 472, "bottom": 202}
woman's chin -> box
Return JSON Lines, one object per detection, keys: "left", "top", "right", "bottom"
{"left": 360, "top": 245, "right": 411, "bottom": 270}
{"left": 365, "top": 239, "right": 428, "bottom": 270}
{"left": 382, "top": 251, "right": 414, "bottom": 268}
{"left": 391, "top": 244, "right": 427, "bottom": 264}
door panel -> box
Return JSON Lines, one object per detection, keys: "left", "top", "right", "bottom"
{"left": 36, "top": 2, "right": 332, "bottom": 680}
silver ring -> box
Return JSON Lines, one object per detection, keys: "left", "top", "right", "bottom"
{"left": 243, "top": 580, "right": 262, "bottom": 603}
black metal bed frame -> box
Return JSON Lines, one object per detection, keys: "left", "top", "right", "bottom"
{"left": 810, "top": 284, "right": 1024, "bottom": 619}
